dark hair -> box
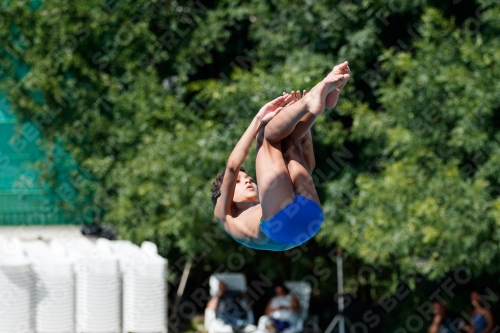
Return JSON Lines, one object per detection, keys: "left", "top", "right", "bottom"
{"left": 471, "top": 291, "right": 487, "bottom": 308}
{"left": 211, "top": 166, "right": 246, "bottom": 206}
{"left": 273, "top": 280, "right": 290, "bottom": 295}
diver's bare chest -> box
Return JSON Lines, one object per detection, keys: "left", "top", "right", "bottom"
{"left": 231, "top": 204, "right": 262, "bottom": 238}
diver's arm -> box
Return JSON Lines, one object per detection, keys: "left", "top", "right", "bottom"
{"left": 215, "top": 95, "right": 290, "bottom": 221}
{"left": 215, "top": 116, "right": 265, "bottom": 222}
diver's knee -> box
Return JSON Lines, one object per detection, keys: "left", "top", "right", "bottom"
{"left": 263, "top": 127, "right": 282, "bottom": 144}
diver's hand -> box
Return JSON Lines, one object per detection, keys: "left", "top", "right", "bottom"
{"left": 256, "top": 94, "right": 292, "bottom": 124}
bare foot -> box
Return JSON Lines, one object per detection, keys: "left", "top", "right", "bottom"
{"left": 325, "top": 61, "right": 350, "bottom": 109}
{"left": 304, "top": 71, "right": 350, "bottom": 115}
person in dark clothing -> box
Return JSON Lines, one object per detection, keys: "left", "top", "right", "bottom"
{"left": 428, "top": 301, "right": 459, "bottom": 333}
{"left": 206, "top": 282, "right": 252, "bottom": 332}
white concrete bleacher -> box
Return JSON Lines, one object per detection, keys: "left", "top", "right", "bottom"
{"left": 24, "top": 240, "right": 74, "bottom": 333}
{"left": 0, "top": 236, "right": 168, "bottom": 333}
{"left": 106, "top": 239, "right": 168, "bottom": 333}
{"left": 62, "top": 237, "right": 122, "bottom": 333}
{"left": 0, "top": 236, "right": 34, "bottom": 333}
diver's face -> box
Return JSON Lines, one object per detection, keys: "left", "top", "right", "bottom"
{"left": 232, "top": 171, "right": 258, "bottom": 203}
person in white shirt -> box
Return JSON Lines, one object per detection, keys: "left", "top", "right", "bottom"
{"left": 263, "top": 282, "right": 300, "bottom": 332}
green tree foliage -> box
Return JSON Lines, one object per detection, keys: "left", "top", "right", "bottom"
{"left": 1, "top": 0, "right": 500, "bottom": 313}
{"left": 336, "top": 6, "right": 500, "bottom": 279}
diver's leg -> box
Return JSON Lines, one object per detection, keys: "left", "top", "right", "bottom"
{"left": 281, "top": 91, "right": 316, "bottom": 174}
{"left": 263, "top": 64, "right": 350, "bottom": 144}
{"left": 281, "top": 137, "right": 321, "bottom": 207}
{"left": 256, "top": 136, "right": 296, "bottom": 220}
{"left": 325, "top": 61, "right": 350, "bottom": 109}
{"left": 258, "top": 136, "right": 322, "bottom": 245}
{"left": 298, "top": 130, "right": 315, "bottom": 174}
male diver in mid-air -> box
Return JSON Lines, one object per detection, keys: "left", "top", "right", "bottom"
{"left": 211, "top": 61, "right": 351, "bottom": 251}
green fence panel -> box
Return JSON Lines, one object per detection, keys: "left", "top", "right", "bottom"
{"left": 0, "top": 98, "right": 81, "bottom": 225}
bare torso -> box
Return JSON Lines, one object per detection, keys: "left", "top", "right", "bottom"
{"left": 226, "top": 203, "right": 263, "bottom": 242}
{"left": 215, "top": 202, "right": 292, "bottom": 250}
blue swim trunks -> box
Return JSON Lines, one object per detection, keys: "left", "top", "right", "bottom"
{"left": 260, "top": 194, "right": 324, "bottom": 246}
{"left": 215, "top": 194, "right": 323, "bottom": 251}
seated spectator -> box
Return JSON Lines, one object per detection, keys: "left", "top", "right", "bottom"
{"left": 428, "top": 301, "right": 458, "bottom": 333}
{"left": 262, "top": 282, "right": 300, "bottom": 333}
{"left": 206, "top": 281, "right": 254, "bottom": 333}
